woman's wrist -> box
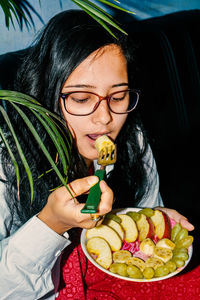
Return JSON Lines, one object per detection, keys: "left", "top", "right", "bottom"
{"left": 38, "top": 207, "right": 72, "bottom": 235}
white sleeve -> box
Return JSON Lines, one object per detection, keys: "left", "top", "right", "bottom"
{"left": 0, "top": 178, "right": 71, "bottom": 300}
{"left": 136, "top": 132, "right": 164, "bottom": 208}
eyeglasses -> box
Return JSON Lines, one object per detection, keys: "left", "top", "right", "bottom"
{"left": 59, "top": 89, "right": 140, "bottom": 116}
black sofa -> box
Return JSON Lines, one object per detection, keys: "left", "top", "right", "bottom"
{"left": 0, "top": 9, "right": 199, "bottom": 265}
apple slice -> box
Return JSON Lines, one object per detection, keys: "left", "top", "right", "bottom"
{"left": 117, "top": 214, "right": 138, "bottom": 242}
{"left": 86, "top": 237, "right": 112, "bottom": 269}
{"left": 86, "top": 224, "right": 122, "bottom": 251}
{"left": 150, "top": 210, "right": 171, "bottom": 239}
{"left": 136, "top": 213, "right": 155, "bottom": 241}
{"left": 140, "top": 238, "right": 155, "bottom": 256}
{"left": 103, "top": 219, "right": 125, "bottom": 240}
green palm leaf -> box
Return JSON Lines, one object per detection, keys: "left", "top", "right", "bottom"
{"left": 0, "top": 90, "right": 73, "bottom": 203}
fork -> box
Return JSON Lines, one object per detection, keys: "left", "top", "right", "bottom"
{"left": 81, "top": 141, "right": 116, "bottom": 214}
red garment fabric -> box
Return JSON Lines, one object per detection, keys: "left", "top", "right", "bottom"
{"left": 57, "top": 237, "right": 200, "bottom": 300}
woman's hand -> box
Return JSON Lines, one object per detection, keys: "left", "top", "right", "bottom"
{"left": 38, "top": 176, "right": 113, "bottom": 235}
{"left": 155, "top": 207, "right": 194, "bottom": 231}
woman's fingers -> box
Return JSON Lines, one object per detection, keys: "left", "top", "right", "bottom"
{"left": 67, "top": 176, "right": 99, "bottom": 198}
{"left": 156, "top": 207, "right": 194, "bottom": 231}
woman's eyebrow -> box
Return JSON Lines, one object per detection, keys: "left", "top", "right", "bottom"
{"left": 112, "top": 83, "right": 129, "bottom": 88}
{"left": 63, "top": 84, "right": 95, "bottom": 89}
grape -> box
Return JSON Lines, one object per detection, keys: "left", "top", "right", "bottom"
{"left": 154, "top": 265, "right": 170, "bottom": 277}
{"left": 127, "top": 265, "right": 143, "bottom": 279}
{"left": 175, "top": 236, "right": 194, "bottom": 249}
{"left": 173, "top": 252, "right": 189, "bottom": 261}
{"left": 110, "top": 263, "right": 128, "bottom": 277}
{"left": 171, "top": 223, "right": 182, "bottom": 242}
{"left": 173, "top": 247, "right": 188, "bottom": 255}
{"left": 143, "top": 267, "right": 155, "bottom": 279}
{"left": 172, "top": 257, "right": 185, "bottom": 268}
{"left": 138, "top": 208, "right": 155, "bottom": 217}
{"left": 165, "top": 260, "right": 177, "bottom": 273}
{"left": 105, "top": 213, "right": 122, "bottom": 224}
{"left": 175, "top": 228, "right": 188, "bottom": 243}
{"left": 126, "top": 211, "right": 141, "bottom": 222}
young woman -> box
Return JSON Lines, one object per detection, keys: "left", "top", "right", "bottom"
{"left": 0, "top": 10, "right": 194, "bottom": 299}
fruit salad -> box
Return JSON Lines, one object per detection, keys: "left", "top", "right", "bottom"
{"left": 85, "top": 208, "right": 194, "bottom": 280}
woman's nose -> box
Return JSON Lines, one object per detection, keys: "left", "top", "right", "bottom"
{"left": 92, "top": 99, "right": 112, "bottom": 124}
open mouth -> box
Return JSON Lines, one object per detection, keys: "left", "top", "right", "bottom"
{"left": 87, "top": 134, "right": 109, "bottom": 141}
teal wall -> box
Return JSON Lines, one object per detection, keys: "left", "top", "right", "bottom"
{"left": 0, "top": 0, "right": 200, "bottom": 55}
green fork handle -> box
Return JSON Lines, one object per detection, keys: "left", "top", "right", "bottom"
{"left": 81, "top": 169, "right": 106, "bottom": 213}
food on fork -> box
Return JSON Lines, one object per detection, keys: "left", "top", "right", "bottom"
{"left": 95, "top": 135, "right": 115, "bottom": 153}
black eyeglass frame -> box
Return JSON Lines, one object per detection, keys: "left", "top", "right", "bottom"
{"left": 59, "top": 89, "right": 140, "bottom": 116}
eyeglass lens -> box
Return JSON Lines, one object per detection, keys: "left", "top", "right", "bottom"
{"left": 64, "top": 90, "right": 138, "bottom": 115}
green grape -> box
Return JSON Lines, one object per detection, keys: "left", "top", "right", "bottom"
{"left": 171, "top": 223, "right": 182, "bottom": 242}
{"left": 138, "top": 208, "right": 155, "bottom": 217}
{"left": 175, "top": 228, "right": 188, "bottom": 243}
{"left": 154, "top": 265, "right": 170, "bottom": 277}
{"left": 165, "top": 260, "right": 177, "bottom": 273}
{"left": 175, "top": 236, "right": 194, "bottom": 249}
{"left": 126, "top": 211, "right": 141, "bottom": 222}
{"left": 143, "top": 267, "right": 155, "bottom": 279}
{"left": 127, "top": 265, "right": 143, "bottom": 279}
{"left": 105, "top": 213, "right": 122, "bottom": 224}
{"left": 173, "top": 247, "right": 188, "bottom": 255}
{"left": 118, "top": 263, "right": 128, "bottom": 277}
{"left": 173, "top": 252, "right": 189, "bottom": 261}
{"left": 109, "top": 263, "right": 119, "bottom": 274}
{"left": 172, "top": 257, "right": 185, "bottom": 268}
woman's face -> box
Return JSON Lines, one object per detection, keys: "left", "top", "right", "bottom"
{"left": 60, "top": 45, "right": 128, "bottom": 166}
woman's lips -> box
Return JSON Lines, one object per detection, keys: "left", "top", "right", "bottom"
{"left": 87, "top": 133, "right": 109, "bottom": 141}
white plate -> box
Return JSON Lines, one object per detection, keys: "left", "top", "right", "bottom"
{"left": 80, "top": 207, "right": 193, "bottom": 282}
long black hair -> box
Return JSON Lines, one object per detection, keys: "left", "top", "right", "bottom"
{"left": 1, "top": 10, "right": 149, "bottom": 223}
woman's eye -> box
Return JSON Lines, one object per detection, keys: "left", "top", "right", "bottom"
{"left": 111, "top": 93, "right": 126, "bottom": 101}
{"left": 71, "top": 97, "right": 89, "bottom": 103}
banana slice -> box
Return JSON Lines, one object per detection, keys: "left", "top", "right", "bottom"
{"left": 153, "top": 247, "right": 173, "bottom": 263}
{"left": 125, "top": 257, "right": 146, "bottom": 271}
{"left": 140, "top": 238, "right": 155, "bottom": 256}
{"left": 95, "top": 135, "right": 114, "bottom": 152}
{"left": 113, "top": 250, "right": 132, "bottom": 263}
{"left": 156, "top": 238, "right": 175, "bottom": 250}
{"left": 145, "top": 257, "right": 164, "bottom": 270}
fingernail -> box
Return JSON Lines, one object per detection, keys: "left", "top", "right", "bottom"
{"left": 88, "top": 176, "right": 99, "bottom": 186}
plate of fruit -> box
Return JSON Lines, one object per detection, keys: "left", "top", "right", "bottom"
{"left": 80, "top": 207, "right": 193, "bottom": 281}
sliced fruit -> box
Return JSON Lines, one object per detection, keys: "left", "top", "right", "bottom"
{"left": 125, "top": 257, "right": 146, "bottom": 271}
{"left": 126, "top": 211, "right": 141, "bottom": 222}
{"left": 105, "top": 213, "right": 122, "bottom": 224}
{"left": 150, "top": 210, "right": 171, "bottom": 239}
{"left": 154, "top": 265, "right": 169, "bottom": 277}
{"left": 145, "top": 257, "right": 164, "bottom": 270}
{"left": 103, "top": 219, "right": 124, "bottom": 240}
{"left": 153, "top": 246, "right": 173, "bottom": 263}
{"left": 113, "top": 250, "right": 132, "bottom": 263}
{"left": 171, "top": 223, "right": 182, "bottom": 242}
{"left": 174, "top": 228, "right": 188, "bottom": 243}
{"left": 140, "top": 238, "right": 155, "bottom": 256}
{"left": 138, "top": 208, "right": 155, "bottom": 217}
{"left": 117, "top": 214, "right": 138, "bottom": 242}
{"left": 165, "top": 260, "right": 177, "bottom": 273}
{"left": 86, "top": 237, "right": 112, "bottom": 269}
{"left": 127, "top": 265, "right": 143, "bottom": 279}
{"left": 136, "top": 213, "right": 155, "bottom": 241}
{"left": 175, "top": 236, "right": 194, "bottom": 249}
{"left": 156, "top": 238, "right": 175, "bottom": 250}
{"left": 143, "top": 267, "right": 155, "bottom": 279}
{"left": 110, "top": 263, "right": 128, "bottom": 277}
{"left": 86, "top": 224, "right": 122, "bottom": 251}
